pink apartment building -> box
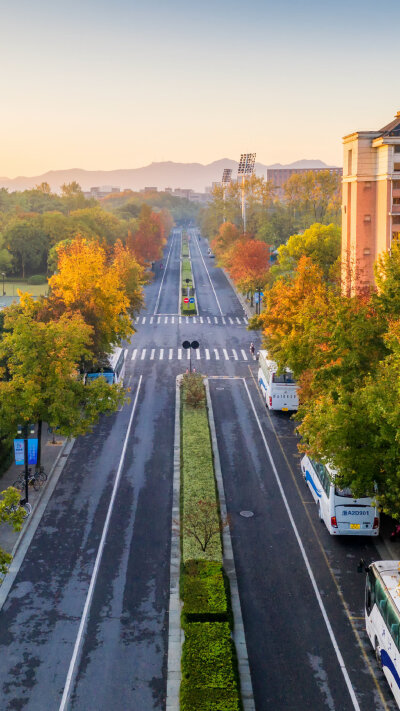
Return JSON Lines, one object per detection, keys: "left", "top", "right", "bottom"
{"left": 342, "top": 111, "right": 400, "bottom": 295}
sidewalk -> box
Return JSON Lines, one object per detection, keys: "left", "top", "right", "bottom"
{"left": 0, "top": 431, "right": 68, "bottom": 556}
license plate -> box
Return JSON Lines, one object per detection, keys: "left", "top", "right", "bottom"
{"left": 350, "top": 523, "right": 360, "bottom": 530}
{"left": 282, "top": 407, "right": 288, "bottom": 411}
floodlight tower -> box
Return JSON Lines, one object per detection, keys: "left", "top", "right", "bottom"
{"left": 237, "top": 153, "right": 256, "bottom": 233}
{"left": 221, "top": 168, "right": 232, "bottom": 222}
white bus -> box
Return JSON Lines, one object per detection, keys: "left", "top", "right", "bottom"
{"left": 364, "top": 560, "right": 400, "bottom": 706}
{"left": 85, "top": 346, "right": 126, "bottom": 385}
{"left": 257, "top": 350, "right": 298, "bottom": 412}
{"left": 301, "top": 454, "right": 379, "bottom": 536}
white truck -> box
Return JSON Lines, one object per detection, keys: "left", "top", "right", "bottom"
{"left": 258, "top": 350, "right": 299, "bottom": 411}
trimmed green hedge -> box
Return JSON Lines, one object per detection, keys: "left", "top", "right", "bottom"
{"left": 182, "top": 303, "right": 197, "bottom": 315}
{"left": 181, "top": 387, "right": 221, "bottom": 563}
{"left": 27, "top": 274, "right": 47, "bottom": 285}
{"left": 181, "top": 622, "right": 241, "bottom": 711}
{"left": 183, "top": 561, "right": 228, "bottom": 622}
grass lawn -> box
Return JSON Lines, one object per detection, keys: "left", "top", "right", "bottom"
{"left": 3, "top": 281, "right": 48, "bottom": 297}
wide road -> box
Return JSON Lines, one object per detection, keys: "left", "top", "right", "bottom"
{"left": 0, "top": 226, "right": 395, "bottom": 710}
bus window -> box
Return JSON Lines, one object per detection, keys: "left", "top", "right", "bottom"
{"left": 387, "top": 600, "right": 400, "bottom": 651}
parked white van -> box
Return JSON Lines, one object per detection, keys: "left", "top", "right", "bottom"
{"left": 301, "top": 454, "right": 379, "bottom": 536}
{"left": 258, "top": 350, "right": 299, "bottom": 411}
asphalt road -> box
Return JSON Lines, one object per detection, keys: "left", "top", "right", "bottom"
{"left": 0, "top": 226, "right": 395, "bottom": 710}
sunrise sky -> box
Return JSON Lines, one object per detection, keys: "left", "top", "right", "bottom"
{"left": 2, "top": 0, "right": 400, "bottom": 177}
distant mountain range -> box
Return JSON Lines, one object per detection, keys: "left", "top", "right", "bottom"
{"left": 0, "top": 159, "right": 338, "bottom": 194}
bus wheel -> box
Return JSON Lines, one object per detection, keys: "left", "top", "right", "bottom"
{"left": 375, "top": 639, "right": 382, "bottom": 670}
{"left": 317, "top": 503, "right": 323, "bottom": 522}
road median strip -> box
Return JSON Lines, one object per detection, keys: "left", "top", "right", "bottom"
{"left": 181, "top": 233, "right": 197, "bottom": 316}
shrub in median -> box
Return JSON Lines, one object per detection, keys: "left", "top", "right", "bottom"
{"left": 180, "top": 622, "right": 242, "bottom": 711}
{"left": 182, "top": 560, "right": 228, "bottom": 622}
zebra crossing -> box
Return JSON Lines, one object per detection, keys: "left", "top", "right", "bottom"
{"left": 130, "top": 347, "right": 250, "bottom": 362}
{"left": 134, "top": 315, "right": 248, "bottom": 326}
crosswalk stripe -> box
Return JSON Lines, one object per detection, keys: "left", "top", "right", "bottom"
{"left": 222, "top": 317, "right": 226, "bottom": 324}
{"left": 150, "top": 316, "right": 154, "bottom": 324}
{"left": 214, "top": 349, "right": 220, "bottom": 360}
{"left": 124, "top": 348, "right": 128, "bottom": 359}
{"left": 186, "top": 316, "right": 189, "bottom": 324}
{"left": 160, "top": 348, "right": 164, "bottom": 360}
{"left": 141, "top": 349, "right": 146, "bottom": 360}
{"left": 187, "top": 349, "right": 190, "bottom": 359}
{"left": 200, "top": 317, "right": 203, "bottom": 323}
{"left": 196, "top": 349, "right": 201, "bottom": 359}
{"left": 236, "top": 317, "right": 241, "bottom": 324}
{"left": 229, "top": 317, "right": 234, "bottom": 324}
{"left": 169, "top": 348, "right": 173, "bottom": 360}
{"left": 207, "top": 317, "right": 211, "bottom": 324}
{"left": 193, "top": 317, "right": 197, "bottom": 323}
{"left": 131, "top": 349, "right": 137, "bottom": 360}
{"left": 241, "top": 349, "right": 248, "bottom": 360}
{"left": 232, "top": 349, "right": 238, "bottom": 360}
{"left": 172, "top": 316, "right": 175, "bottom": 324}
{"left": 135, "top": 317, "right": 139, "bottom": 324}
{"left": 179, "top": 316, "right": 182, "bottom": 324}
{"left": 142, "top": 317, "right": 146, "bottom": 324}
{"left": 164, "top": 317, "right": 168, "bottom": 324}
{"left": 205, "top": 348, "right": 210, "bottom": 360}
{"left": 214, "top": 317, "right": 218, "bottom": 323}
{"left": 157, "top": 316, "right": 161, "bottom": 324}
{"left": 178, "top": 349, "right": 182, "bottom": 360}
{"left": 244, "top": 318, "right": 248, "bottom": 324}
{"left": 150, "top": 348, "right": 155, "bottom": 360}
{"left": 223, "top": 348, "right": 229, "bottom": 360}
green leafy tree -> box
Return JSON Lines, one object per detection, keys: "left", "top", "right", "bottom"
{"left": 0, "top": 487, "right": 26, "bottom": 579}
{"left": 4, "top": 217, "right": 49, "bottom": 277}
{"left": 271, "top": 223, "right": 341, "bottom": 283}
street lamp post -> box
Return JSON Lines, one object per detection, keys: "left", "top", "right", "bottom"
{"left": 17, "top": 422, "right": 35, "bottom": 503}
{"left": 2, "top": 272, "right": 5, "bottom": 296}
{"left": 221, "top": 168, "right": 232, "bottom": 223}
{"left": 237, "top": 153, "right": 256, "bottom": 234}
{"left": 182, "top": 340, "right": 199, "bottom": 373}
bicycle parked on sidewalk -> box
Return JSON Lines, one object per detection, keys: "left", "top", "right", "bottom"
{"left": 12, "top": 467, "right": 46, "bottom": 492}
{"left": 5, "top": 498, "right": 32, "bottom": 519}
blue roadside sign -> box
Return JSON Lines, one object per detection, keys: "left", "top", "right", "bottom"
{"left": 189, "top": 297, "right": 195, "bottom": 303}
{"left": 28, "top": 438, "right": 38, "bottom": 465}
{"left": 14, "top": 439, "right": 24, "bottom": 466}
{"left": 254, "top": 294, "right": 259, "bottom": 304}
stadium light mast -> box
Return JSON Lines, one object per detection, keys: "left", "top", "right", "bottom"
{"left": 237, "top": 153, "right": 256, "bottom": 233}
{"left": 221, "top": 168, "right": 232, "bottom": 223}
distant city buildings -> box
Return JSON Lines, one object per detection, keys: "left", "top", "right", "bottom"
{"left": 267, "top": 166, "right": 342, "bottom": 199}
{"left": 83, "top": 186, "right": 120, "bottom": 199}
{"left": 341, "top": 111, "right": 400, "bottom": 295}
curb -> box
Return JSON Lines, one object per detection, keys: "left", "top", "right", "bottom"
{"left": 0, "top": 437, "right": 75, "bottom": 611}
{"left": 204, "top": 378, "right": 256, "bottom": 711}
{"left": 166, "top": 376, "right": 183, "bottom": 711}
{"left": 221, "top": 268, "right": 254, "bottom": 320}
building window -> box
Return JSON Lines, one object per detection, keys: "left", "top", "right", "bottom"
{"left": 363, "top": 248, "right": 371, "bottom": 256}
{"left": 347, "top": 149, "right": 353, "bottom": 175}
{"left": 365, "top": 182, "right": 371, "bottom": 189}
{"left": 395, "top": 164, "right": 400, "bottom": 173}
{"left": 395, "top": 146, "right": 400, "bottom": 153}
{"left": 393, "top": 180, "right": 400, "bottom": 190}
{"left": 364, "top": 214, "right": 371, "bottom": 222}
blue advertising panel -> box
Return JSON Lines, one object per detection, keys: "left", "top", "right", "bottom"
{"left": 28, "top": 439, "right": 38, "bottom": 466}
{"left": 14, "top": 439, "right": 24, "bottom": 466}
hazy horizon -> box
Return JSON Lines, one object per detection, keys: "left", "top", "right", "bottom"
{"left": 2, "top": 0, "right": 399, "bottom": 177}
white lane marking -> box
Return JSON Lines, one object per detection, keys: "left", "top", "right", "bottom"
{"left": 222, "top": 317, "right": 226, "bottom": 324}
{"left": 196, "top": 349, "right": 201, "bottom": 360}
{"left": 159, "top": 348, "right": 164, "bottom": 360}
{"left": 131, "top": 349, "right": 137, "bottom": 360}
{"left": 232, "top": 349, "right": 238, "bottom": 360}
{"left": 141, "top": 349, "right": 146, "bottom": 360}
{"left": 214, "top": 349, "right": 220, "bottom": 360}
{"left": 207, "top": 317, "right": 211, "bottom": 324}
{"left": 59, "top": 377, "right": 143, "bottom": 711}
{"left": 172, "top": 316, "right": 175, "bottom": 324}
{"left": 200, "top": 317, "right": 203, "bottom": 323}
{"left": 205, "top": 349, "right": 210, "bottom": 360}
{"left": 142, "top": 317, "right": 146, "bottom": 324}
{"left": 214, "top": 317, "right": 218, "bottom": 323}
{"left": 193, "top": 317, "right": 197, "bottom": 323}
{"left": 153, "top": 233, "right": 175, "bottom": 315}
{"left": 242, "top": 380, "right": 361, "bottom": 711}
{"left": 164, "top": 317, "right": 168, "bottom": 324}
{"left": 157, "top": 316, "right": 161, "bottom": 324}
{"left": 169, "top": 348, "right": 173, "bottom": 360}
{"left": 178, "top": 349, "right": 182, "bottom": 360}
{"left": 223, "top": 348, "right": 229, "bottom": 360}
{"left": 193, "top": 236, "right": 224, "bottom": 316}
{"left": 236, "top": 317, "right": 241, "bottom": 324}
{"left": 150, "top": 349, "right": 155, "bottom": 360}
{"left": 229, "top": 317, "right": 234, "bottom": 324}
{"left": 150, "top": 316, "right": 154, "bottom": 324}
{"left": 241, "top": 349, "right": 248, "bottom": 361}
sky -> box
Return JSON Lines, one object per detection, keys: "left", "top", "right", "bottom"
{"left": 1, "top": 0, "right": 400, "bottom": 177}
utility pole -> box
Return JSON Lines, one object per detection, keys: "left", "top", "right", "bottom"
{"left": 221, "top": 168, "right": 232, "bottom": 223}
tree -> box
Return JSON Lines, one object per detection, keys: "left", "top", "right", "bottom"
{"left": 60, "top": 182, "right": 87, "bottom": 212}
{"left": 112, "top": 240, "right": 145, "bottom": 317}
{"left": 46, "top": 236, "right": 134, "bottom": 354}
{"left": 226, "top": 239, "right": 270, "bottom": 294}
{"left": 211, "top": 222, "right": 240, "bottom": 264}
{"left": 127, "top": 204, "right": 167, "bottom": 263}
{"left": 271, "top": 223, "right": 341, "bottom": 283}
{"left": 0, "top": 487, "right": 26, "bottom": 579}
{"left": 0, "top": 294, "right": 126, "bottom": 439}
{"left": 4, "top": 217, "right": 49, "bottom": 277}
{"left": 181, "top": 500, "right": 228, "bottom": 553}
{"left": 284, "top": 170, "right": 341, "bottom": 225}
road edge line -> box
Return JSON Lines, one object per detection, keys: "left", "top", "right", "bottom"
{"left": 166, "top": 376, "right": 183, "bottom": 711}
{"left": 204, "top": 378, "right": 256, "bottom": 711}
{"left": 0, "top": 437, "right": 75, "bottom": 611}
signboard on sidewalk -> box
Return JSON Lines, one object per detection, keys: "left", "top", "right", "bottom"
{"left": 14, "top": 439, "right": 24, "bottom": 466}
{"left": 13, "top": 438, "right": 38, "bottom": 466}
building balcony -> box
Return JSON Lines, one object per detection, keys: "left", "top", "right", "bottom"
{"left": 393, "top": 189, "right": 400, "bottom": 198}
{"left": 391, "top": 204, "right": 400, "bottom": 214}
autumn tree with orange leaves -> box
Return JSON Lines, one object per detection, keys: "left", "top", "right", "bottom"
{"left": 226, "top": 239, "right": 270, "bottom": 295}
{"left": 127, "top": 204, "right": 168, "bottom": 264}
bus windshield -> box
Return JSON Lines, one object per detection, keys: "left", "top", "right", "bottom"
{"left": 272, "top": 372, "right": 296, "bottom": 384}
